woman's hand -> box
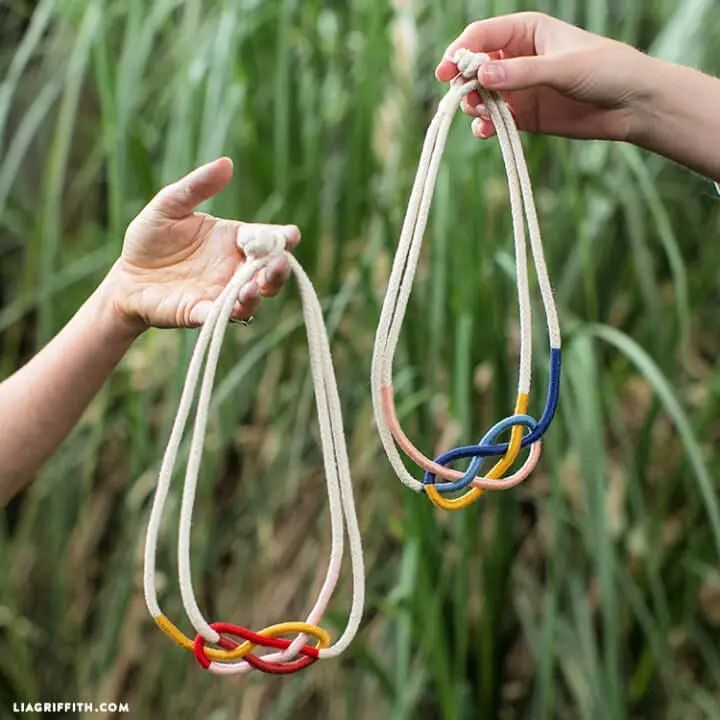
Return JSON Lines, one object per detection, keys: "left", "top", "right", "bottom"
{"left": 105, "top": 157, "right": 300, "bottom": 335}
{"left": 435, "top": 12, "right": 652, "bottom": 143}
{"left": 0, "top": 158, "right": 300, "bottom": 498}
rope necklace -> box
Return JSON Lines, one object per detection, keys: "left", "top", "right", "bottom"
{"left": 143, "top": 227, "right": 365, "bottom": 675}
{"left": 371, "top": 49, "right": 562, "bottom": 511}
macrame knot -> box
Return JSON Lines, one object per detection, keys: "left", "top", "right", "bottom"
{"left": 452, "top": 48, "right": 491, "bottom": 78}
{"left": 238, "top": 226, "right": 286, "bottom": 259}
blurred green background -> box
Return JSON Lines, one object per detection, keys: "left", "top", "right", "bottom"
{"left": 1, "top": 0, "right": 720, "bottom": 718}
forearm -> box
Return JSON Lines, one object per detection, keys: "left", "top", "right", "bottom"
{"left": 0, "top": 273, "right": 140, "bottom": 505}
{"left": 632, "top": 55, "right": 720, "bottom": 179}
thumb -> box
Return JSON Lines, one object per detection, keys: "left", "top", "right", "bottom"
{"left": 479, "top": 55, "right": 580, "bottom": 93}
{"left": 149, "top": 157, "right": 234, "bottom": 218}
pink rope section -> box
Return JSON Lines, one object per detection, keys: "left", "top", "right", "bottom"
{"left": 380, "top": 385, "right": 541, "bottom": 490}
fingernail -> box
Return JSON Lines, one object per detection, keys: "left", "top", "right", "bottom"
{"left": 475, "top": 104, "right": 490, "bottom": 119}
{"left": 284, "top": 224, "right": 300, "bottom": 245}
{"left": 481, "top": 62, "right": 505, "bottom": 87}
{"left": 189, "top": 300, "right": 212, "bottom": 325}
{"left": 471, "top": 118, "right": 492, "bottom": 138}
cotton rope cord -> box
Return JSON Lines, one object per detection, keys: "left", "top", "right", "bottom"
{"left": 370, "top": 49, "right": 562, "bottom": 511}
{"left": 143, "top": 226, "right": 365, "bottom": 675}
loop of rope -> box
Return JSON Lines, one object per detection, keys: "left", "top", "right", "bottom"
{"left": 143, "top": 226, "right": 365, "bottom": 675}
{"left": 371, "top": 49, "right": 562, "bottom": 511}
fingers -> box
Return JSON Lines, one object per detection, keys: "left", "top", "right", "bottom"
{"left": 150, "top": 157, "right": 234, "bottom": 219}
{"left": 282, "top": 224, "right": 301, "bottom": 249}
{"left": 188, "top": 299, "right": 214, "bottom": 326}
{"left": 435, "top": 13, "right": 544, "bottom": 81}
{"left": 188, "top": 221, "right": 300, "bottom": 327}
{"left": 256, "top": 255, "right": 292, "bottom": 297}
{"left": 187, "top": 259, "right": 287, "bottom": 327}
{"left": 460, "top": 91, "right": 480, "bottom": 113}
{"left": 478, "top": 54, "right": 577, "bottom": 92}
{"left": 231, "top": 280, "right": 261, "bottom": 321}
{"left": 187, "top": 281, "right": 261, "bottom": 327}
{"left": 471, "top": 117, "right": 497, "bottom": 139}
{"left": 459, "top": 96, "right": 496, "bottom": 138}
{"left": 460, "top": 94, "right": 486, "bottom": 116}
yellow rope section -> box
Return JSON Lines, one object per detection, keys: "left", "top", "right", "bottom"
{"left": 154, "top": 615, "right": 330, "bottom": 661}
{"left": 425, "top": 393, "right": 529, "bottom": 511}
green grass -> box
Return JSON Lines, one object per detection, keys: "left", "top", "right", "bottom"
{"left": 1, "top": 1, "right": 720, "bottom": 718}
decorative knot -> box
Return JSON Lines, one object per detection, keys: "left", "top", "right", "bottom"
{"left": 452, "top": 48, "right": 491, "bottom": 78}
{"left": 238, "top": 226, "right": 287, "bottom": 259}
{"left": 192, "top": 621, "right": 330, "bottom": 675}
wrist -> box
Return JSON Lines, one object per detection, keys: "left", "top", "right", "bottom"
{"left": 625, "top": 52, "right": 669, "bottom": 147}
{"left": 628, "top": 56, "right": 720, "bottom": 179}
{"left": 94, "top": 263, "right": 148, "bottom": 344}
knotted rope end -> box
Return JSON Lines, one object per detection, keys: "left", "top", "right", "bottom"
{"left": 436, "top": 49, "right": 491, "bottom": 115}
{"left": 452, "top": 49, "right": 491, "bottom": 78}
{"left": 238, "top": 226, "right": 287, "bottom": 259}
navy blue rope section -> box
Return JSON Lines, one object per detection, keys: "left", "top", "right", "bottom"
{"left": 423, "top": 347, "right": 561, "bottom": 492}
{"left": 427, "top": 414, "right": 538, "bottom": 493}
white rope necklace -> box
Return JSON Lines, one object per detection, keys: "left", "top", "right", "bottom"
{"left": 371, "top": 49, "right": 561, "bottom": 511}
{"left": 143, "top": 227, "right": 365, "bottom": 675}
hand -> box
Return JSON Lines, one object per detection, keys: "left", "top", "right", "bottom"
{"left": 105, "top": 157, "right": 300, "bottom": 334}
{"left": 435, "top": 12, "right": 653, "bottom": 143}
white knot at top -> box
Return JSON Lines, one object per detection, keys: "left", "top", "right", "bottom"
{"left": 436, "top": 49, "right": 491, "bottom": 116}
{"left": 452, "top": 48, "right": 491, "bottom": 78}
{"left": 237, "top": 226, "right": 287, "bottom": 259}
